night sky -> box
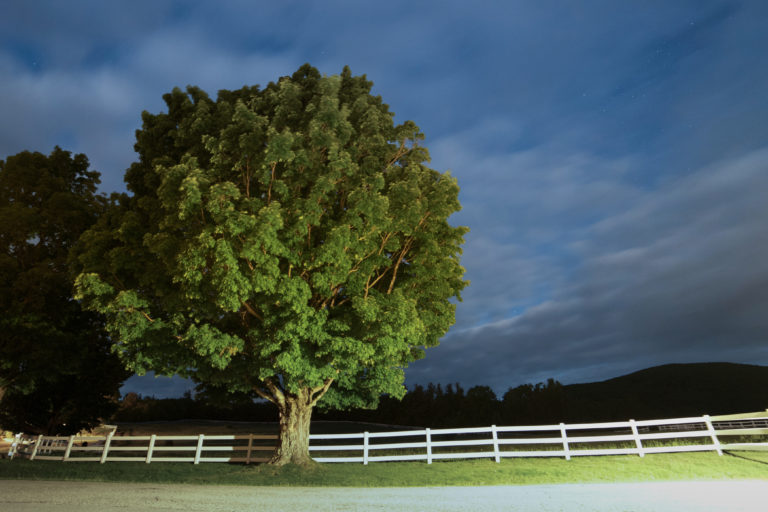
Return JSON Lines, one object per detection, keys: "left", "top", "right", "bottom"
{"left": 2, "top": 1, "right": 767, "bottom": 398}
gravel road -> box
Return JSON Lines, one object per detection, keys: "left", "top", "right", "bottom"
{"left": 1, "top": 479, "right": 766, "bottom": 511}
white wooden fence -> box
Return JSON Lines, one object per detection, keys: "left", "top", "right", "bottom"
{"left": 9, "top": 411, "right": 768, "bottom": 464}
{"left": 10, "top": 433, "right": 277, "bottom": 464}
{"left": 310, "top": 413, "right": 768, "bottom": 464}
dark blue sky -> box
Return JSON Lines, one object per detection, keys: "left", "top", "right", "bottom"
{"left": 2, "top": 1, "right": 767, "bottom": 398}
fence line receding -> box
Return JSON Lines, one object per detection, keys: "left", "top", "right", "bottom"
{"left": 7, "top": 410, "right": 768, "bottom": 464}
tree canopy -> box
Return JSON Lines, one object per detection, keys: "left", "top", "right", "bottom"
{"left": 74, "top": 64, "right": 467, "bottom": 463}
{"left": 0, "top": 147, "right": 128, "bottom": 434}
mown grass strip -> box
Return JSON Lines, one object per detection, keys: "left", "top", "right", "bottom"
{"left": 1, "top": 451, "right": 767, "bottom": 487}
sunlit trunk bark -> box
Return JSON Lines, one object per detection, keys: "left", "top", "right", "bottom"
{"left": 269, "top": 389, "right": 315, "bottom": 465}
{"left": 255, "top": 377, "right": 333, "bottom": 466}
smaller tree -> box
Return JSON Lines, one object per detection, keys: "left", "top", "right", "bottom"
{"left": 0, "top": 148, "right": 129, "bottom": 433}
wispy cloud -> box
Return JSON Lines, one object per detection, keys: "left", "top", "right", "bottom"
{"left": 409, "top": 148, "right": 768, "bottom": 391}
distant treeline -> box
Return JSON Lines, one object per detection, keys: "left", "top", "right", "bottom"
{"left": 113, "top": 363, "right": 768, "bottom": 427}
{"left": 317, "top": 381, "right": 567, "bottom": 427}
{"left": 114, "top": 389, "right": 277, "bottom": 423}
{"left": 113, "top": 381, "right": 564, "bottom": 427}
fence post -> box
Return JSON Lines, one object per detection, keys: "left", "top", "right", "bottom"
{"left": 363, "top": 431, "right": 369, "bottom": 465}
{"left": 194, "top": 434, "right": 205, "bottom": 464}
{"left": 629, "top": 419, "right": 644, "bottom": 458}
{"left": 425, "top": 428, "right": 433, "bottom": 464}
{"left": 245, "top": 434, "right": 254, "bottom": 464}
{"left": 9, "top": 433, "right": 20, "bottom": 459}
{"left": 560, "top": 423, "right": 571, "bottom": 461}
{"left": 491, "top": 425, "right": 500, "bottom": 463}
{"left": 100, "top": 431, "right": 114, "bottom": 464}
{"left": 703, "top": 415, "right": 722, "bottom": 456}
{"left": 146, "top": 434, "right": 156, "bottom": 464}
{"left": 63, "top": 435, "right": 75, "bottom": 461}
{"left": 30, "top": 435, "right": 43, "bottom": 461}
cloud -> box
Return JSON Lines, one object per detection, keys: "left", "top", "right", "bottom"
{"left": 427, "top": 119, "right": 646, "bottom": 330}
{"left": 0, "top": 54, "right": 138, "bottom": 190}
{"left": 0, "top": 20, "right": 299, "bottom": 193}
{"left": 408, "top": 147, "right": 768, "bottom": 392}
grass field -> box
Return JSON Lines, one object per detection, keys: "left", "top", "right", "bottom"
{"left": 1, "top": 451, "right": 766, "bottom": 487}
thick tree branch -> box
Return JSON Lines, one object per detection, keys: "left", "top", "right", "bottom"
{"left": 361, "top": 230, "right": 399, "bottom": 297}
{"left": 253, "top": 386, "right": 277, "bottom": 405}
{"left": 321, "top": 284, "right": 343, "bottom": 309}
{"left": 244, "top": 157, "right": 252, "bottom": 198}
{"left": 369, "top": 268, "right": 390, "bottom": 288}
{"left": 346, "top": 246, "right": 377, "bottom": 276}
{"left": 387, "top": 238, "right": 413, "bottom": 294}
{"left": 263, "top": 377, "right": 286, "bottom": 407}
{"left": 309, "top": 378, "right": 334, "bottom": 407}
{"left": 386, "top": 213, "right": 430, "bottom": 294}
{"left": 386, "top": 141, "right": 408, "bottom": 168}
{"left": 378, "top": 232, "right": 392, "bottom": 255}
{"left": 267, "top": 161, "right": 277, "bottom": 204}
{"left": 241, "top": 300, "right": 263, "bottom": 321}
{"left": 129, "top": 308, "right": 155, "bottom": 323}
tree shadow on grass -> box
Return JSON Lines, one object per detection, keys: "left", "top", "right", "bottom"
{"left": 723, "top": 450, "right": 768, "bottom": 466}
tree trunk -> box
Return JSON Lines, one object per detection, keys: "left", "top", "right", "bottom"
{"left": 269, "top": 389, "right": 315, "bottom": 466}
{"left": 256, "top": 377, "right": 333, "bottom": 466}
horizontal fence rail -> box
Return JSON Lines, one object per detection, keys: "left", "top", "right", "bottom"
{"left": 8, "top": 411, "right": 768, "bottom": 464}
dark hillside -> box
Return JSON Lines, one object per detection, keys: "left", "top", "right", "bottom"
{"left": 562, "top": 362, "right": 768, "bottom": 421}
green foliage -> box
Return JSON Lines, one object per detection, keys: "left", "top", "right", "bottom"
{"left": 74, "top": 64, "right": 468, "bottom": 411}
{"left": 0, "top": 147, "right": 129, "bottom": 433}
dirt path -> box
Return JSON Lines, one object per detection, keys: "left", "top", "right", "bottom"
{"left": 1, "top": 479, "right": 765, "bottom": 511}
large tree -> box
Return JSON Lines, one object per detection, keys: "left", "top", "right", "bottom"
{"left": 75, "top": 64, "right": 467, "bottom": 464}
{"left": 0, "top": 148, "right": 129, "bottom": 433}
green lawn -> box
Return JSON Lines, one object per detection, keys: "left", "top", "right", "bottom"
{"left": 1, "top": 451, "right": 766, "bottom": 487}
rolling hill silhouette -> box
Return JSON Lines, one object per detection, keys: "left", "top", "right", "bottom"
{"left": 561, "top": 362, "right": 768, "bottom": 421}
